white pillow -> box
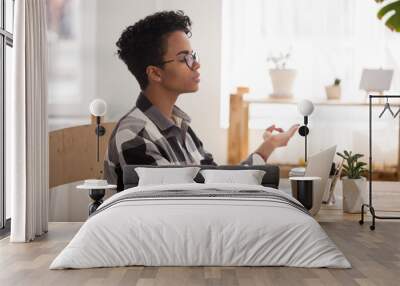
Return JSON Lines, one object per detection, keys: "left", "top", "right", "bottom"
{"left": 135, "top": 167, "right": 201, "bottom": 186}
{"left": 200, "top": 169, "right": 266, "bottom": 185}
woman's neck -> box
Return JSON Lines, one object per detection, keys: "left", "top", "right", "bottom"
{"left": 143, "top": 86, "right": 179, "bottom": 120}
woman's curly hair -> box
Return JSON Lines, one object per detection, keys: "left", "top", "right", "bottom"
{"left": 116, "top": 10, "right": 192, "bottom": 90}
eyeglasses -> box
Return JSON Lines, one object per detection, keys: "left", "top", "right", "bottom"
{"left": 160, "top": 51, "right": 199, "bottom": 70}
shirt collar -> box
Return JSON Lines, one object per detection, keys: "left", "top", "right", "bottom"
{"left": 136, "top": 92, "right": 191, "bottom": 131}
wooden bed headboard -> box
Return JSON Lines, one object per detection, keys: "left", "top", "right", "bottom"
{"left": 49, "top": 116, "right": 116, "bottom": 188}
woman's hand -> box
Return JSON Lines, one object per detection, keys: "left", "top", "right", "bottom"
{"left": 263, "top": 124, "right": 300, "bottom": 148}
{"left": 254, "top": 124, "right": 300, "bottom": 161}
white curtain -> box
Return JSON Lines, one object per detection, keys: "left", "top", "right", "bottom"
{"left": 9, "top": 0, "right": 49, "bottom": 242}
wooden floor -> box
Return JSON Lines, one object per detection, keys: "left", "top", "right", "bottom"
{"left": 1, "top": 187, "right": 400, "bottom": 286}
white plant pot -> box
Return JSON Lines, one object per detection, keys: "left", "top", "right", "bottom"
{"left": 269, "top": 69, "right": 297, "bottom": 98}
{"left": 325, "top": 85, "right": 341, "bottom": 100}
{"left": 342, "top": 177, "right": 367, "bottom": 213}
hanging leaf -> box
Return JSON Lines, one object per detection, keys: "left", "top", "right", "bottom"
{"left": 375, "top": 0, "right": 400, "bottom": 32}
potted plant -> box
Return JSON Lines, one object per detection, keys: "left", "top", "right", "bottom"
{"left": 267, "top": 50, "right": 296, "bottom": 99}
{"left": 325, "top": 78, "right": 341, "bottom": 100}
{"left": 336, "top": 150, "right": 368, "bottom": 213}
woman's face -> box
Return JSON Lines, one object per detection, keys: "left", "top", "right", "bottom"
{"left": 158, "top": 31, "right": 201, "bottom": 94}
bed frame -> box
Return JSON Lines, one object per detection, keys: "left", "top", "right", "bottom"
{"left": 49, "top": 116, "right": 116, "bottom": 188}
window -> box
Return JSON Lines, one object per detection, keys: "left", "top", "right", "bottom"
{"left": 221, "top": 0, "right": 400, "bottom": 128}
{"left": 221, "top": 0, "right": 400, "bottom": 166}
{"left": 47, "top": 0, "right": 97, "bottom": 131}
{"left": 0, "top": 0, "right": 14, "bottom": 232}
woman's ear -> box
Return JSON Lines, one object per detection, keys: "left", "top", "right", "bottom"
{"left": 146, "top": 66, "right": 162, "bottom": 83}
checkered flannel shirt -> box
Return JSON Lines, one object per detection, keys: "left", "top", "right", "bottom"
{"left": 104, "top": 92, "right": 265, "bottom": 189}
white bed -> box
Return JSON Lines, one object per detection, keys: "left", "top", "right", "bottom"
{"left": 50, "top": 183, "right": 351, "bottom": 269}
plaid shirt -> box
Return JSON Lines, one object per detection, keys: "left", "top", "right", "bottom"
{"left": 104, "top": 92, "right": 265, "bottom": 188}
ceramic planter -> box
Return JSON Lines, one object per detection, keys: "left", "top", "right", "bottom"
{"left": 342, "top": 176, "right": 367, "bottom": 213}
{"left": 269, "top": 69, "right": 297, "bottom": 98}
{"left": 325, "top": 85, "right": 341, "bottom": 100}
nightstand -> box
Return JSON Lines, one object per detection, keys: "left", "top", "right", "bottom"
{"left": 289, "top": 176, "right": 321, "bottom": 210}
{"left": 77, "top": 180, "right": 117, "bottom": 215}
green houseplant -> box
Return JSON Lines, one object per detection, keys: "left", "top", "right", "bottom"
{"left": 375, "top": 0, "right": 400, "bottom": 32}
{"left": 336, "top": 151, "right": 368, "bottom": 179}
{"left": 336, "top": 151, "right": 368, "bottom": 213}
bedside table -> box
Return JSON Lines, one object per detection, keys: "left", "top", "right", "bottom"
{"left": 77, "top": 180, "right": 117, "bottom": 215}
{"left": 289, "top": 176, "right": 321, "bottom": 210}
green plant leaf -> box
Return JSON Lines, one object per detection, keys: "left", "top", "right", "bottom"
{"left": 338, "top": 150, "right": 368, "bottom": 178}
{"left": 377, "top": 0, "right": 400, "bottom": 32}
{"left": 353, "top": 154, "right": 364, "bottom": 160}
{"left": 336, "top": 152, "right": 345, "bottom": 159}
{"left": 356, "top": 162, "right": 365, "bottom": 167}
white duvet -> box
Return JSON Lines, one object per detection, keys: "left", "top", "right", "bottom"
{"left": 50, "top": 183, "right": 351, "bottom": 269}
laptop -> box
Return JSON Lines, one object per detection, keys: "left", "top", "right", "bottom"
{"left": 289, "top": 146, "right": 336, "bottom": 176}
{"left": 289, "top": 145, "right": 337, "bottom": 215}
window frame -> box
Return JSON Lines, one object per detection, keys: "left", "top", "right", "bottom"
{"left": 0, "top": 0, "right": 14, "bottom": 232}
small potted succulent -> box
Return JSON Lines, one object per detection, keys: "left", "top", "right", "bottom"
{"left": 325, "top": 78, "right": 341, "bottom": 100}
{"left": 267, "top": 50, "right": 296, "bottom": 99}
{"left": 336, "top": 150, "right": 368, "bottom": 213}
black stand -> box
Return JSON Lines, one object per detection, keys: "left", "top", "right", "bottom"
{"left": 88, "top": 189, "right": 105, "bottom": 215}
{"left": 359, "top": 94, "right": 400, "bottom": 230}
{"left": 298, "top": 116, "right": 310, "bottom": 162}
{"left": 94, "top": 116, "right": 106, "bottom": 162}
{"left": 291, "top": 180, "right": 314, "bottom": 210}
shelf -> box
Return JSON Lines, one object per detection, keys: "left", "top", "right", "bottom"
{"left": 277, "top": 163, "right": 399, "bottom": 181}
{"left": 244, "top": 96, "right": 400, "bottom": 107}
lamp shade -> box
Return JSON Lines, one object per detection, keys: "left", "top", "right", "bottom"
{"left": 89, "top": 99, "right": 107, "bottom": 117}
{"left": 297, "top": 99, "right": 314, "bottom": 116}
